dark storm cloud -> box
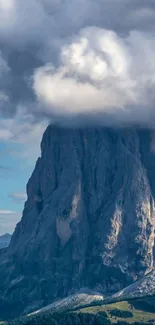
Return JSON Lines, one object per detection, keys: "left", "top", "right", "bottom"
{"left": 0, "top": 0, "right": 155, "bottom": 127}
{"left": 1, "top": 1, "right": 155, "bottom": 44}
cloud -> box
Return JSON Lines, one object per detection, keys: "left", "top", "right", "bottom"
{"left": 9, "top": 192, "right": 27, "bottom": 204}
{"left": 0, "top": 0, "right": 155, "bottom": 130}
{"left": 0, "top": 165, "right": 13, "bottom": 177}
{"left": 0, "top": 108, "right": 48, "bottom": 159}
{"left": 0, "top": 51, "right": 10, "bottom": 108}
{"left": 33, "top": 27, "right": 155, "bottom": 127}
{"left": 0, "top": 165, "right": 12, "bottom": 170}
{"left": 0, "top": 209, "right": 21, "bottom": 235}
{"left": 0, "top": 0, "right": 155, "bottom": 50}
{"left": 0, "top": 51, "right": 9, "bottom": 74}
{"left": 0, "top": 0, "right": 45, "bottom": 46}
{"left": 0, "top": 210, "right": 16, "bottom": 214}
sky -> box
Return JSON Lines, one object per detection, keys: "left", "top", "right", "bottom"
{"left": 0, "top": 0, "right": 155, "bottom": 234}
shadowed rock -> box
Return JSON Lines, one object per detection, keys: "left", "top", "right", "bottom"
{"left": 0, "top": 126, "right": 155, "bottom": 318}
{"left": 0, "top": 233, "right": 11, "bottom": 249}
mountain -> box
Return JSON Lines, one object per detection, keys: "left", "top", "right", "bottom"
{"left": 1, "top": 125, "right": 155, "bottom": 319}
{"left": 0, "top": 233, "right": 11, "bottom": 249}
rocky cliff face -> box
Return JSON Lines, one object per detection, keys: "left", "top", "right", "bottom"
{"left": 0, "top": 126, "right": 155, "bottom": 318}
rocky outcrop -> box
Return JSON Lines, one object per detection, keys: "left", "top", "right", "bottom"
{"left": 30, "top": 291, "right": 104, "bottom": 316}
{"left": 0, "top": 233, "right": 11, "bottom": 249}
{"left": 0, "top": 126, "right": 155, "bottom": 318}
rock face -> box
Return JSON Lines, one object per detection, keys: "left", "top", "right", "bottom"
{"left": 107, "top": 268, "right": 155, "bottom": 303}
{"left": 30, "top": 291, "right": 104, "bottom": 316}
{"left": 0, "top": 126, "right": 155, "bottom": 318}
{"left": 0, "top": 234, "right": 11, "bottom": 249}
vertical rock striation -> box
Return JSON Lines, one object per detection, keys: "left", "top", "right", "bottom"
{"left": 0, "top": 126, "right": 155, "bottom": 317}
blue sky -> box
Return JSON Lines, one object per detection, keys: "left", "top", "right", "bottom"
{"left": 0, "top": 145, "right": 33, "bottom": 234}
{"left": 0, "top": 117, "right": 48, "bottom": 235}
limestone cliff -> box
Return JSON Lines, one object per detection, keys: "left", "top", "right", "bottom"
{"left": 0, "top": 126, "right": 155, "bottom": 318}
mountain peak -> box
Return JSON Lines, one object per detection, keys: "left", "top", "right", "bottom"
{"left": 0, "top": 126, "right": 155, "bottom": 318}
{"left": 0, "top": 233, "right": 11, "bottom": 249}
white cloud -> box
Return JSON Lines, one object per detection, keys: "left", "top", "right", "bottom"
{"left": 0, "top": 51, "right": 9, "bottom": 74}
{"left": 0, "top": 0, "right": 155, "bottom": 49}
{"left": 0, "top": 0, "right": 14, "bottom": 11}
{"left": 9, "top": 192, "right": 27, "bottom": 204}
{"left": 0, "top": 210, "right": 16, "bottom": 214}
{"left": 0, "top": 210, "right": 21, "bottom": 235}
{"left": 0, "top": 107, "right": 48, "bottom": 159}
{"left": 0, "top": 51, "right": 10, "bottom": 108}
{"left": 0, "top": 0, "right": 54, "bottom": 47}
{"left": 0, "top": 0, "right": 154, "bottom": 127}
{"left": 33, "top": 27, "right": 155, "bottom": 127}
{"left": 0, "top": 126, "right": 11, "bottom": 140}
{"left": 0, "top": 91, "right": 9, "bottom": 105}
{"left": 0, "top": 0, "right": 155, "bottom": 133}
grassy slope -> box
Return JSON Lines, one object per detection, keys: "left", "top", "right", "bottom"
{"left": 77, "top": 300, "right": 155, "bottom": 324}
{"left": 2, "top": 296, "right": 155, "bottom": 324}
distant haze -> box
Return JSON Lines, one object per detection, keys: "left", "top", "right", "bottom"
{"left": 0, "top": 233, "right": 11, "bottom": 248}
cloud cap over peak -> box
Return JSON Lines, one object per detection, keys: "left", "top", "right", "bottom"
{"left": 32, "top": 28, "right": 155, "bottom": 127}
